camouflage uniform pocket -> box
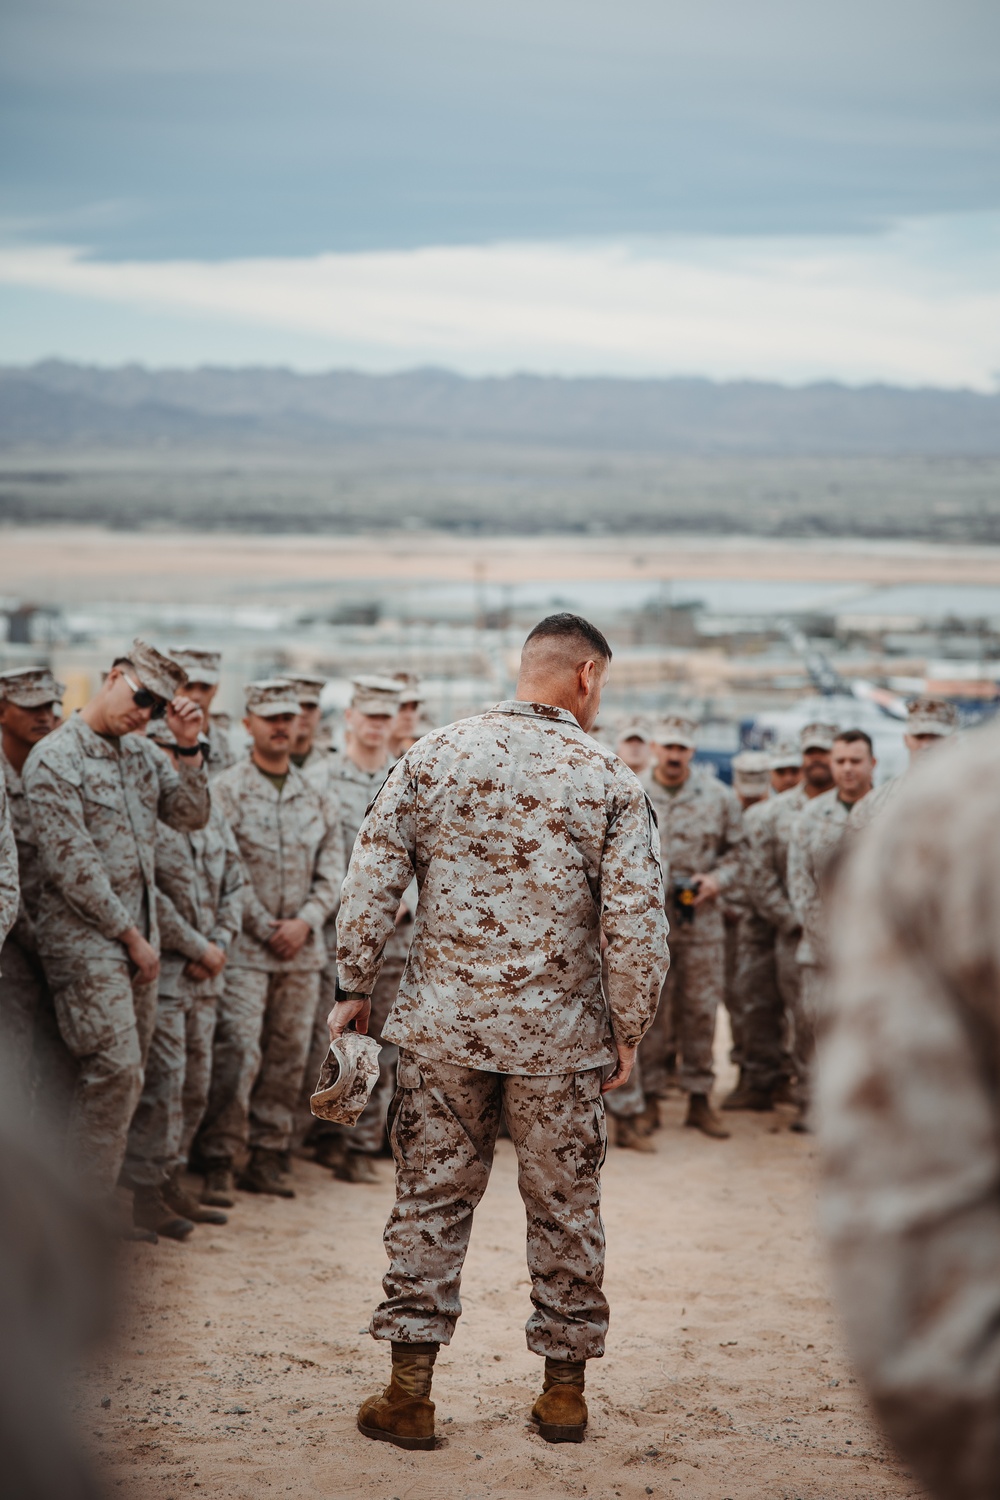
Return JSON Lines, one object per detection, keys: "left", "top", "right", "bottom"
{"left": 574, "top": 1067, "right": 608, "bottom": 1179}
{"left": 388, "top": 1054, "right": 426, "bottom": 1173}
{"left": 52, "top": 972, "right": 134, "bottom": 1058}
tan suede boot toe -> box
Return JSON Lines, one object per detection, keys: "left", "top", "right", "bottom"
{"left": 530, "top": 1357, "right": 588, "bottom": 1443}
{"left": 357, "top": 1341, "right": 438, "bottom": 1451}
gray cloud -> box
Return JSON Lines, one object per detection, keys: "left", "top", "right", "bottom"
{"left": 2, "top": 0, "right": 998, "bottom": 257}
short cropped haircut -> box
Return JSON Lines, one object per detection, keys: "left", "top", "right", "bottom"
{"left": 523, "top": 613, "right": 612, "bottom": 663}
{"left": 834, "top": 728, "right": 874, "bottom": 755}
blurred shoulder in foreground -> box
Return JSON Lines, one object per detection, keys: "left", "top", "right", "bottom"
{"left": 818, "top": 720, "right": 1000, "bottom": 1500}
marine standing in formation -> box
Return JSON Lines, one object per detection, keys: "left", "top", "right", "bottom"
{"left": 331, "top": 614, "right": 669, "bottom": 1450}
{"left": 22, "top": 643, "right": 209, "bottom": 1227}
{"left": 123, "top": 717, "right": 246, "bottom": 1239}
{"left": 195, "top": 680, "right": 344, "bottom": 1201}
{"left": 0, "top": 667, "right": 65, "bottom": 1093}
{"left": 639, "top": 714, "right": 744, "bottom": 1139}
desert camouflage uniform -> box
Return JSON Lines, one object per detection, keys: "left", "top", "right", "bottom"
{"left": 641, "top": 768, "right": 743, "bottom": 1096}
{"left": 725, "top": 823, "right": 788, "bottom": 1093}
{"left": 787, "top": 787, "right": 865, "bottom": 1101}
{"left": 205, "top": 718, "right": 237, "bottom": 779}
{"left": 305, "top": 748, "right": 416, "bottom": 1153}
{"left": 124, "top": 804, "right": 243, "bottom": 1186}
{"left": 22, "top": 714, "right": 209, "bottom": 1194}
{"left": 338, "top": 700, "right": 668, "bottom": 1357}
{"left": 736, "top": 787, "right": 813, "bottom": 1091}
{"left": 0, "top": 750, "right": 35, "bottom": 1074}
{"left": 198, "top": 759, "right": 343, "bottom": 1160}
{"left": 818, "top": 723, "right": 1000, "bottom": 1500}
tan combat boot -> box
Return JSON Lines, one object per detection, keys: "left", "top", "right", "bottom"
{"left": 614, "top": 1116, "right": 656, "bottom": 1152}
{"left": 357, "top": 1341, "right": 437, "bottom": 1450}
{"left": 238, "top": 1147, "right": 296, "bottom": 1198}
{"left": 684, "top": 1093, "right": 731, "bottom": 1139}
{"left": 530, "top": 1357, "right": 588, "bottom": 1443}
{"left": 201, "top": 1160, "right": 235, "bottom": 1208}
{"left": 164, "top": 1171, "right": 228, "bottom": 1225}
{"left": 721, "top": 1074, "right": 774, "bottom": 1112}
{"left": 335, "top": 1150, "right": 380, "bottom": 1184}
{"left": 132, "top": 1185, "right": 194, "bottom": 1241}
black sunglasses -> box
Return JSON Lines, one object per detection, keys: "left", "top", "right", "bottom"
{"left": 122, "top": 671, "right": 168, "bottom": 720}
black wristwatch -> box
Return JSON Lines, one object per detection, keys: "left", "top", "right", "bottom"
{"left": 174, "top": 743, "right": 203, "bottom": 758}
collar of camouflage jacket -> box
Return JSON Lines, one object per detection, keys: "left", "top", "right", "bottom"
{"left": 492, "top": 699, "right": 585, "bottom": 729}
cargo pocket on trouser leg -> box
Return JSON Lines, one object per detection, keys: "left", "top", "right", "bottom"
{"left": 52, "top": 970, "right": 134, "bottom": 1059}
{"left": 573, "top": 1067, "right": 608, "bottom": 1179}
{"left": 388, "top": 1052, "right": 427, "bottom": 1173}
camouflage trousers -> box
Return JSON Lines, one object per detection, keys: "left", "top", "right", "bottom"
{"left": 789, "top": 962, "right": 824, "bottom": 1108}
{"left": 198, "top": 967, "right": 319, "bottom": 1160}
{"left": 46, "top": 962, "right": 158, "bottom": 1198}
{"left": 302, "top": 953, "right": 404, "bottom": 1154}
{"left": 124, "top": 978, "right": 217, "bottom": 1188}
{"left": 372, "top": 1051, "right": 610, "bottom": 1360}
{"left": 638, "top": 930, "right": 723, "bottom": 1097}
{"left": 729, "top": 916, "right": 789, "bottom": 1092}
{"left": 775, "top": 933, "right": 812, "bottom": 1105}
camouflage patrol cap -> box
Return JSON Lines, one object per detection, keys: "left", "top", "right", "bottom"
{"left": 289, "top": 674, "right": 327, "bottom": 708}
{"left": 351, "top": 675, "right": 401, "bottom": 716}
{"left": 129, "top": 639, "right": 187, "bottom": 702}
{"left": 652, "top": 713, "right": 698, "bottom": 749}
{"left": 310, "top": 1033, "right": 382, "bottom": 1125}
{"left": 0, "top": 664, "right": 66, "bottom": 708}
{"left": 392, "top": 671, "right": 424, "bottom": 706}
{"left": 731, "top": 750, "right": 771, "bottom": 794}
{"left": 769, "top": 740, "right": 803, "bottom": 770}
{"left": 244, "top": 678, "right": 302, "bottom": 718}
{"left": 800, "top": 721, "right": 838, "bottom": 753}
{"left": 168, "top": 645, "right": 222, "bottom": 685}
{"left": 907, "top": 696, "right": 959, "bottom": 737}
{"left": 617, "top": 714, "right": 651, "bottom": 743}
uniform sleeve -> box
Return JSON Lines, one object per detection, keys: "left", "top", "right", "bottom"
{"left": 747, "top": 808, "right": 800, "bottom": 935}
{"left": 711, "top": 788, "right": 746, "bottom": 892}
{"left": 337, "top": 761, "right": 417, "bottom": 995}
{"left": 296, "top": 790, "right": 346, "bottom": 933}
{"left": 600, "top": 781, "right": 670, "bottom": 1048}
{"left": 210, "top": 822, "right": 245, "bottom": 952}
{"left": 23, "top": 753, "right": 132, "bottom": 942}
{"left": 155, "top": 885, "right": 209, "bottom": 963}
{"left": 787, "top": 818, "right": 818, "bottom": 963}
{"left": 818, "top": 785, "right": 1000, "bottom": 1500}
{"left": 0, "top": 782, "right": 18, "bottom": 949}
{"left": 212, "top": 775, "right": 273, "bottom": 944}
{"left": 155, "top": 749, "right": 210, "bottom": 833}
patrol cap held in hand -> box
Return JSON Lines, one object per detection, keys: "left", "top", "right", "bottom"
{"left": 731, "top": 750, "right": 771, "bottom": 795}
{"left": 906, "top": 696, "right": 959, "bottom": 737}
{"left": 129, "top": 639, "right": 188, "bottom": 702}
{"left": 800, "top": 721, "right": 838, "bottom": 753}
{"left": 168, "top": 646, "right": 222, "bottom": 685}
{"left": 0, "top": 664, "right": 66, "bottom": 708}
{"left": 769, "top": 740, "right": 803, "bottom": 770}
{"left": 652, "top": 713, "right": 698, "bottom": 749}
{"left": 392, "top": 671, "right": 424, "bottom": 706}
{"left": 310, "top": 1033, "right": 383, "bottom": 1126}
{"left": 351, "top": 675, "right": 402, "bottom": 716}
{"left": 244, "top": 678, "right": 302, "bottom": 718}
{"left": 289, "top": 674, "right": 327, "bottom": 708}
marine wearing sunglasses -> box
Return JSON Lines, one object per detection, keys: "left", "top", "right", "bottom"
{"left": 81, "top": 657, "right": 205, "bottom": 754}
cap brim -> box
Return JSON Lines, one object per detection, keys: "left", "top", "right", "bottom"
{"left": 1, "top": 688, "right": 63, "bottom": 708}
{"left": 250, "top": 702, "right": 302, "bottom": 718}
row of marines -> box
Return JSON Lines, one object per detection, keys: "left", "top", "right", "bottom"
{"left": 0, "top": 644, "right": 425, "bottom": 1240}
{"left": 606, "top": 692, "right": 959, "bottom": 1141}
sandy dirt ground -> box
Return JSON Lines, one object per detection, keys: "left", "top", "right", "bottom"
{"left": 2, "top": 524, "right": 1000, "bottom": 604}
{"left": 80, "top": 1034, "right": 921, "bottom": 1500}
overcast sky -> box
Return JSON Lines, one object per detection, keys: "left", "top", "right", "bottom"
{"left": 1, "top": 0, "right": 998, "bottom": 383}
